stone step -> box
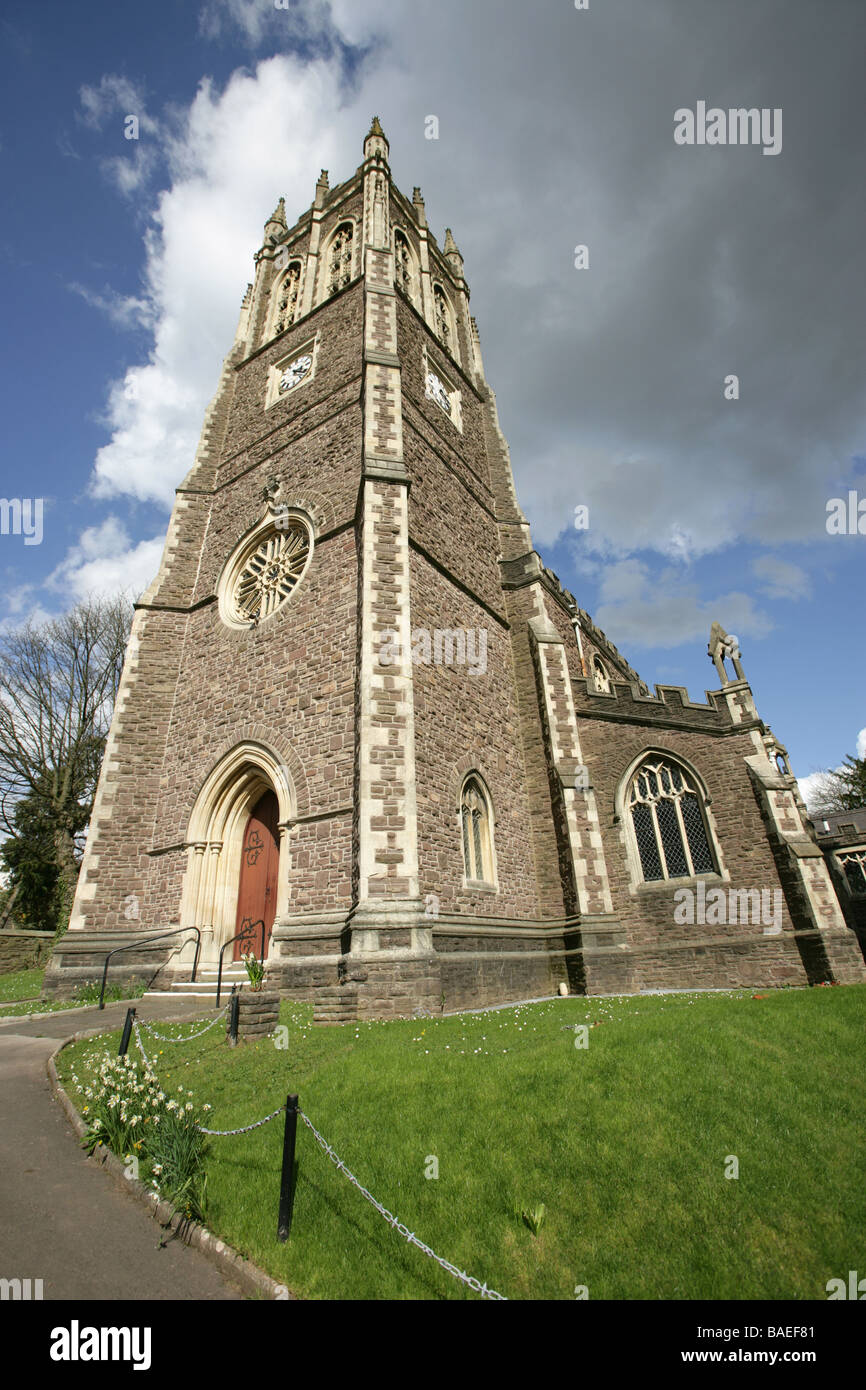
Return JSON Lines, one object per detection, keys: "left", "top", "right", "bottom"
{"left": 170, "top": 980, "right": 247, "bottom": 990}
{"left": 145, "top": 979, "right": 258, "bottom": 1000}
{"left": 144, "top": 990, "right": 224, "bottom": 1000}
{"left": 313, "top": 987, "right": 358, "bottom": 1025}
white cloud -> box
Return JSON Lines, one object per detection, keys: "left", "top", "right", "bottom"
{"left": 70, "top": 2, "right": 866, "bottom": 611}
{"left": 87, "top": 53, "right": 356, "bottom": 505}
{"left": 2, "top": 583, "right": 38, "bottom": 617}
{"left": 0, "top": 597, "right": 57, "bottom": 635}
{"left": 798, "top": 727, "right": 866, "bottom": 809}
{"left": 197, "top": 0, "right": 379, "bottom": 50}
{"left": 798, "top": 771, "right": 834, "bottom": 814}
{"left": 68, "top": 282, "right": 154, "bottom": 331}
{"left": 78, "top": 74, "right": 157, "bottom": 134}
{"left": 48, "top": 517, "right": 163, "bottom": 603}
{"left": 198, "top": 0, "right": 292, "bottom": 46}
{"left": 100, "top": 146, "right": 161, "bottom": 198}
{"left": 77, "top": 74, "right": 162, "bottom": 198}
{"left": 751, "top": 555, "right": 812, "bottom": 601}
{"left": 591, "top": 557, "right": 771, "bottom": 650}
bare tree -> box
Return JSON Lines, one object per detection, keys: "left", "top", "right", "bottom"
{"left": 0, "top": 595, "right": 133, "bottom": 917}
{"left": 808, "top": 754, "right": 866, "bottom": 816}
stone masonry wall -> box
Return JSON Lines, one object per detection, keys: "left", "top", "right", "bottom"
{"left": 0, "top": 931, "right": 53, "bottom": 974}
{"left": 65, "top": 283, "right": 368, "bottom": 941}
{"left": 409, "top": 551, "right": 539, "bottom": 918}
{"left": 580, "top": 713, "right": 813, "bottom": 988}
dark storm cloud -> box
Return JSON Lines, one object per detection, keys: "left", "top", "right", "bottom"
{"left": 358, "top": 0, "right": 865, "bottom": 555}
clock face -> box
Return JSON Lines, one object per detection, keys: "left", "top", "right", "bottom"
{"left": 279, "top": 354, "right": 313, "bottom": 393}
{"left": 426, "top": 371, "right": 451, "bottom": 415}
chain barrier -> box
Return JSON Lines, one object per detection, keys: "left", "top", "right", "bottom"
{"left": 198, "top": 1106, "right": 286, "bottom": 1137}
{"left": 138, "top": 1004, "right": 230, "bottom": 1044}
{"left": 129, "top": 1017, "right": 506, "bottom": 1295}
{"left": 297, "top": 1107, "right": 507, "bottom": 1301}
{"left": 131, "top": 1020, "right": 285, "bottom": 1136}
{"left": 132, "top": 1020, "right": 153, "bottom": 1070}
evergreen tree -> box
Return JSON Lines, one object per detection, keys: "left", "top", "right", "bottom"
{"left": 0, "top": 785, "right": 79, "bottom": 932}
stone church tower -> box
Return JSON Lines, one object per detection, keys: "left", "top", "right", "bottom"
{"left": 45, "top": 120, "right": 865, "bottom": 1011}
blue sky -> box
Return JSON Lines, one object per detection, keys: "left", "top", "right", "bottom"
{"left": 0, "top": 0, "right": 863, "bottom": 801}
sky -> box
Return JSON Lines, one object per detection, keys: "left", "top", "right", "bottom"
{"left": 0, "top": 0, "right": 863, "bottom": 806}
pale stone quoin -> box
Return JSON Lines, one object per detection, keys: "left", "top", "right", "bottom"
{"left": 44, "top": 119, "right": 866, "bottom": 1014}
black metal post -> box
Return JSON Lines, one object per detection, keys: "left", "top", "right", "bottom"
{"left": 277, "top": 1094, "right": 299, "bottom": 1243}
{"left": 228, "top": 986, "right": 239, "bottom": 1046}
{"left": 216, "top": 920, "right": 264, "bottom": 1008}
{"left": 118, "top": 1008, "right": 136, "bottom": 1057}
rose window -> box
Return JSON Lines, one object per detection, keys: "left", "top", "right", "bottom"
{"left": 230, "top": 522, "right": 311, "bottom": 626}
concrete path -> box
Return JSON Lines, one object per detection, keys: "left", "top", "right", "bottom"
{"left": 0, "top": 997, "right": 244, "bottom": 1300}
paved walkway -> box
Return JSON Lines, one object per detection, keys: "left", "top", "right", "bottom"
{"left": 0, "top": 997, "right": 244, "bottom": 1300}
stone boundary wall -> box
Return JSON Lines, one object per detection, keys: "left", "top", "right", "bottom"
{"left": 0, "top": 930, "right": 54, "bottom": 974}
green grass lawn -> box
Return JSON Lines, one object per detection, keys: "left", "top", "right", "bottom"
{"left": 0, "top": 972, "right": 145, "bottom": 1017}
{"left": 0, "top": 967, "right": 45, "bottom": 1003}
{"left": 56, "top": 985, "right": 866, "bottom": 1301}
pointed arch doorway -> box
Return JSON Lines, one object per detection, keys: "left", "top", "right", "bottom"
{"left": 234, "top": 790, "right": 280, "bottom": 962}
{"left": 180, "top": 741, "right": 296, "bottom": 968}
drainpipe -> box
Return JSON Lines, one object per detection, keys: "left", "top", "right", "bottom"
{"left": 570, "top": 616, "right": 587, "bottom": 678}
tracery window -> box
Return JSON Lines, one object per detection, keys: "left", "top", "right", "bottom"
{"left": 394, "top": 229, "right": 414, "bottom": 299}
{"left": 838, "top": 849, "right": 866, "bottom": 895}
{"left": 593, "top": 657, "right": 611, "bottom": 693}
{"left": 461, "top": 776, "right": 495, "bottom": 884}
{"left": 434, "top": 284, "right": 452, "bottom": 350}
{"left": 271, "top": 262, "right": 302, "bottom": 337}
{"left": 220, "top": 517, "right": 313, "bottom": 629}
{"left": 628, "top": 758, "right": 717, "bottom": 883}
{"left": 327, "top": 222, "right": 354, "bottom": 296}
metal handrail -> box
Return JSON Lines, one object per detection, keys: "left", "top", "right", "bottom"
{"left": 216, "top": 919, "right": 267, "bottom": 1008}
{"left": 98, "top": 927, "right": 202, "bottom": 1010}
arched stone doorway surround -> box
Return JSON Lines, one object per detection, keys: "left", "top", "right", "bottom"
{"left": 179, "top": 741, "right": 296, "bottom": 966}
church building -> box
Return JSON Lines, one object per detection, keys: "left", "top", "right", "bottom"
{"left": 45, "top": 120, "right": 866, "bottom": 1014}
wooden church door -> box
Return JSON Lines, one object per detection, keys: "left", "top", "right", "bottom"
{"left": 233, "top": 790, "right": 280, "bottom": 962}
